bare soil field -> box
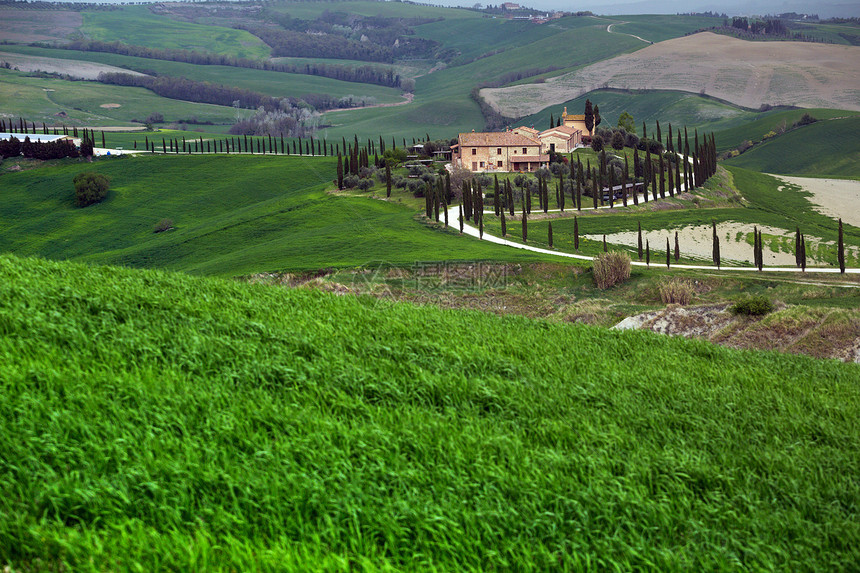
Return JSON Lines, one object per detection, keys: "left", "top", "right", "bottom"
{"left": 0, "top": 8, "right": 82, "bottom": 44}
{"left": 483, "top": 32, "right": 860, "bottom": 118}
{"left": 586, "top": 221, "right": 859, "bottom": 267}
{"left": 0, "top": 52, "right": 147, "bottom": 81}
{"left": 773, "top": 175, "right": 860, "bottom": 227}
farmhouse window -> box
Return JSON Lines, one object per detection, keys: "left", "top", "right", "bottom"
{"left": 497, "top": 161, "right": 503, "bottom": 167}
{"left": 497, "top": 148, "right": 502, "bottom": 154}
{"left": 472, "top": 148, "right": 477, "bottom": 155}
{"left": 480, "top": 161, "right": 485, "bottom": 167}
{"left": 522, "top": 148, "right": 527, "bottom": 154}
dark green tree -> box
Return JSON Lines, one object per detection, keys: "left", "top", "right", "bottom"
{"left": 838, "top": 218, "right": 845, "bottom": 273}
{"left": 385, "top": 163, "right": 391, "bottom": 197}
{"left": 73, "top": 172, "right": 110, "bottom": 207}
{"left": 674, "top": 231, "right": 680, "bottom": 262}
{"left": 637, "top": 221, "right": 643, "bottom": 260}
{"left": 574, "top": 216, "right": 579, "bottom": 250}
{"left": 712, "top": 222, "right": 721, "bottom": 268}
{"left": 501, "top": 208, "right": 506, "bottom": 236}
{"left": 666, "top": 237, "right": 671, "bottom": 268}
{"left": 548, "top": 221, "right": 553, "bottom": 248}
{"left": 646, "top": 239, "right": 650, "bottom": 268}
{"left": 584, "top": 99, "right": 594, "bottom": 135}
{"left": 336, "top": 153, "right": 344, "bottom": 189}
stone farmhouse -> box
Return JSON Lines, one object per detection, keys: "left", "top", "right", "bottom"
{"left": 452, "top": 108, "right": 586, "bottom": 173}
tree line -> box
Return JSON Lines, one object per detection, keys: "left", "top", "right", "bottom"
{"left": 57, "top": 39, "right": 405, "bottom": 89}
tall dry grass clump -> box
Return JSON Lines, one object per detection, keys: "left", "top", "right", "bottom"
{"left": 593, "top": 251, "right": 631, "bottom": 289}
{"left": 659, "top": 277, "right": 694, "bottom": 305}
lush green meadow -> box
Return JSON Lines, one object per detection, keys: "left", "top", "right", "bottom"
{"left": 1, "top": 254, "right": 858, "bottom": 571}
{"left": 713, "top": 108, "right": 858, "bottom": 152}
{"left": 0, "top": 154, "right": 549, "bottom": 276}
{"left": 1, "top": 45, "right": 404, "bottom": 106}
{"left": 81, "top": 7, "right": 271, "bottom": 60}
{"left": 0, "top": 68, "right": 248, "bottom": 127}
{"left": 725, "top": 116, "right": 860, "bottom": 179}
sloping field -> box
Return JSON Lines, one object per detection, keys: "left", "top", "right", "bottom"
{"left": 0, "top": 7, "right": 81, "bottom": 43}
{"left": 483, "top": 32, "right": 860, "bottom": 118}
{"left": 1, "top": 254, "right": 858, "bottom": 570}
{"left": 0, "top": 51, "right": 147, "bottom": 81}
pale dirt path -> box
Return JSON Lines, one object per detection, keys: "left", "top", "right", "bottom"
{"left": 325, "top": 92, "right": 413, "bottom": 113}
{"left": 606, "top": 22, "right": 651, "bottom": 44}
{"left": 446, "top": 202, "right": 859, "bottom": 273}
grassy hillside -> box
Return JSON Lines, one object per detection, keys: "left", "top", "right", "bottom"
{"left": 1, "top": 254, "right": 858, "bottom": 571}
{"left": 2, "top": 45, "right": 404, "bottom": 106}
{"left": 724, "top": 116, "right": 860, "bottom": 179}
{"left": 0, "top": 155, "right": 547, "bottom": 275}
{"left": 0, "top": 68, "right": 250, "bottom": 128}
{"left": 714, "top": 108, "right": 858, "bottom": 152}
{"left": 81, "top": 7, "right": 271, "bottom": 60}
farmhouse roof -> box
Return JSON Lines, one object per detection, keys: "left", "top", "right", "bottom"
{"left": 458, "top": 131, "right": 541, "bottom": 147}
{"left": 540, "top": 125, "right": 579, "bottom": 136}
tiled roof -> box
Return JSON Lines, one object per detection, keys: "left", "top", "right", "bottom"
{"left": 458, "top": 131, "right": 541, "bottom": 147}
{"left": 539, "top": 125, "right": 579, "bottom": 137}
{"left": 564, "top": 114, "right": 586, "bottom": 121}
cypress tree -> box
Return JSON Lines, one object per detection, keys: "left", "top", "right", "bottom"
{"left": 507, "top": 180, "right": 514, "bottom": 216}
{"left": 659, "top": 154, "right": 666, "bottom": 198}
{"left": 603, "top": 235, "right": 607, "bottom": 252}
{"left": 558, "top": 174, "right": 565, "bottom": 211}
{"left": 434, "top": 180, "right": 441, "bottom": 222}
{"left": 712, "top": 222, "right": 720, "bottom": 268}
{"left": 550, "top": 113, "right": 554, "bottom": 129}
{"left": 656, "top": 120, "right": 661, "bottom": 148}
{"left": 800, "top": 235, "right": 806, "bottom": 272}
{"left": 443, "top": 192, "right": 449, "bottom": 228}
{"left": 591, "top": 168, "right": 598, "bottom": 210}
{"left": 759, "top": 229, "right": 764, "bottom": 271}
{"left": 637, "top": 221, "right": 643, "bottom": 260}
{"left": 459, "top": 204, "right": 464, "bottom": 233}
{"left": 494, "top": 175, "right": 500, "bottom": 216}
{"left": 674, "top": 231, "right": 680, "bottom": 262}
{"left": 667, "top": 158, "right": 674, "bottom": 197}
{"left": 522, "top": 207, "right": 528, "bottom": 242}
{"left": 501, "top": 208, "right": 507, "bottom": 236}
{"left": 668, "top": 124, "right": 674, "bottom": 152}
{"left": 479, "top": 214, "right": 484, "bottom": 239}
{"left": 548, "top": 221, "right": 553, "bottom": 248}
{"left": 651, "top": 168, "right": 658, "bottom": 202}
{"left": 336, "top": 153, "right": 344, "bottom": 189}
{"left": 666, "top": 237, "right": 671, "bottom": 268}
{"left": 385, "top": 164, "right": 392, "bottom": 198}
{"left": 622, "top": 155, "right": 629, "bottom": 207}
{"left": 101, "top": 131, "right": 105, "bottom": 148}
{"left": 795, "top": 226, "right": 802, "bottom": 267}
{"left": 838, "top": 218, "right": 845, "bottom": 273}
{"left": 462, "top": 180, "right": 471, "bottom": 220}
{"left": 646, "top": 239, "right": 650, "bottom": 268}
{"left": 574, "top": 216, "right": 580, "bottom": 250}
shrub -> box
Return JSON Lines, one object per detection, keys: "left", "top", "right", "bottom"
{"left": 154, "top": 218, "right": 174, "bottom": 233}
{"left": 730, "top": 295, "right": 775, "bottom": 316}
{"left": 73, "top": 172, "right": 110, "bottom": 207}
{"left": 592, "top": 251, "right": 631, "bottom": 290}
{"left": 342, "top": 174, "right": 359, "bottom": 189}
{"left": 590, "top": 135, "right": 604, "bottom": 152}
{"left": 356, "top": 178, "right": 374, "bottom": 191}
{"left": 659, "top": 278, "right": 694, "bottom": 305}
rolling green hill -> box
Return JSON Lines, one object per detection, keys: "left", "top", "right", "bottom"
{"left": 0, "top": 68, "right": 250, "bottom": 128}
{"left": 1, "top": 254, "right": 858, "bottom": 571}
{"left": 81, "top": 7, "right": 271, "bottom": 60}
{"left": 725, "top": 116, "right": 860, "bottom": 178}
{"left": 0, "top": 155, "right": 546, "bottom": 276}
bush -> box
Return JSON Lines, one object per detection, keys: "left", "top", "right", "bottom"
{"left": 592, "top": 251, "right": 631, "bottom": 290}
{"left": 73, "top": 172, "right": 110, "bottom": 207}
{"left": 590, "top": 135, "right": 604, "bottom": 152}
{"left": 356, "top": 178, "right": 374, "bottom": 191}
{"left": 154, "top": 218, "right": 174, "bottom": 233}
{"left": 342, "top": 174, "right": 359, "bottom": 189}
{"left": 730, "top": 295, "right": 775, "bottom": 316}
{"left": 659, "top": 278, "right": 694, "bottom": 305}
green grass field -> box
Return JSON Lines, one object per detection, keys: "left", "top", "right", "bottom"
{"left": 724, "top": 116, "right": 860, "bottom": 179}
{"left": 0, "top": 154, "right": 549, "bottom": 276}
{"left": 81, "top": 7, "right": 271, "bottom": 60}
{"left": 714, "top": 108, "right": 859, "bottom": 152}
{"left": 519, "top": 90, "right": 779, "bottom": 140}
{"left": 0, "top": 68, "right": 249, "bottom": 127}
{"left": 1, "top": 253, "right": 858, "bottom": 570}
{"left": 1, "top": 45, "right": 404, "bottom": 106}
{"left": 598, "top": 14, "right": 730, "bottom": 44}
